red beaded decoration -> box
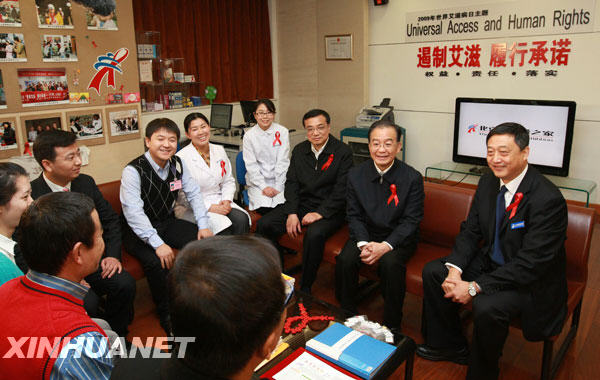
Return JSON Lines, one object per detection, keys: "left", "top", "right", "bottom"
{"left": 284, "top": 303, "right": 335, "bottom": 334}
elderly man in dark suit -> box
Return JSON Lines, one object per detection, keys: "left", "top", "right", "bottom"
{"left": 335, "top": 120, "right": 424, "bottom": 331}
{"left": 28, "top": 130, "right": 136, "bottom": 337}
{"left": 416, "top": 123, "right": 569, "bottom": 380}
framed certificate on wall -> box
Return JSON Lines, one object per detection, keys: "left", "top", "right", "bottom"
{"left": 325, "top": 34, "right": 352, "bottom": 60}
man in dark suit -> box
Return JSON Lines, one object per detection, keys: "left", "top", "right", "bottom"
{"left": 256, "top": 109, "right": 353, "bottom": 293}
{"left": 416, "top": 123, "right": 568, "bottom": 380}
{"left": 336, "top": 120, "right": 424, "bottom": 330}
{"left": 29, "top": 130, "right": 136, "bottom": 337}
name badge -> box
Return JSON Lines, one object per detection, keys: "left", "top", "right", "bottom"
{"left": 511, "top": 221, "right": 525, "bottom": 230}
{"left": 169, "top": 180, "right": 182, "bottom": 191}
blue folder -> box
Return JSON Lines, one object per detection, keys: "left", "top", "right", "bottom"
{"left": 305, "top": 322, "right": 396, "bottom": 379}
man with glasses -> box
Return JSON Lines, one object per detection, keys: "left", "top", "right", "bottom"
{"left": 257, "top": 109, "right": 353, "bottom": 293}
{"left": 335, "top": 120, "right": 424, "bottom": 331}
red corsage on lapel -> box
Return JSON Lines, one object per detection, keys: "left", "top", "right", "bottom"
{"left": 506, "top": 192, "right": 523, "bottom": 219}
{"left": 321, "top": 154, "right": 334, "bottom": 171}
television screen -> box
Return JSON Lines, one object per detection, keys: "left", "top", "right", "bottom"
{"left": 453, "top": 98, "right": 576, "bottom": 177}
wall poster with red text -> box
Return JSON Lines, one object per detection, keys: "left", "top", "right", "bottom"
{"left": 18, "top": 68, "right": 69, "bottom": 107}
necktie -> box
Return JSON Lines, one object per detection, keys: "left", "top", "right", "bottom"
{"left": 491, "top": 186, "right": 507, "bottom": 265}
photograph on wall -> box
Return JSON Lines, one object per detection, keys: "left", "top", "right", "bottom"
{"left": 35, "top": 0, "right": 74, "bottom": 28}
{"left": 86, "top": 7, "right": 117, "bottom": 30}
{"left": 42, "top": 34, "right": 77, "bottom": 62}
{"left": 0, "top": 0, "right": 21, "bottom": 27}
{"left": 69, "top": 92, "right": 89, "bottom": 104}
{"left": 0, "top": 120, "right": 17, "bottom": 149}
{"left": 23, "top": 116, "right": 62, "bottom": 144}
{"left": 18, "top": 68, "right": 69, "bottom": 107}
{"left": 0, "top": 117, "right": 19, "bottom": 159}
{"left": 68, "top": 112, "right": 104, "bottom": 141}
{"left": 109, "top": 108, "right": 139, "bottom": 136}
{"left": 0, "top": 70, "right": 6, "bottom": 109}
{"left": 0, "top": 33, "right": 26, "bottom": 61}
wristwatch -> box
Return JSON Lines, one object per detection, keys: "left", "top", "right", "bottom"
{"left": 468, "top": 282, "right": 478, "bottom": 297}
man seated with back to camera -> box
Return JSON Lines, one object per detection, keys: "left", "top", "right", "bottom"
{"left": 417, "top": 123, "right": 569, "bottom": 380}
{"left": 336, "top": 120, "right": 424, "bottom": 332}
{"left": 0, "top": 192, "right": 113, "bottom": 379}
{"left": 120, "top": 118, "right": 213, "bottom": 335}
{"left": 26, "top": 129, "right": 136, "bottom": 337}
{"left": 256, "top": 109, "right": 353, "bottom": 294}
{"left": 110, "top": 235, "right": 286, "bottom": 380}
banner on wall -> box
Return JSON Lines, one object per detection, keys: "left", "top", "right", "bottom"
{"left": 405, "top": 0, "right": 595, "bottom": 43}
{"left": 416, "top": 36, "right": 574, "bottom": 78}
{"left": 18, "top": 69, "right": 69, "bottom": 107}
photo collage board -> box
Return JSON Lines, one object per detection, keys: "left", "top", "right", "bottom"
{"left": 0, "top": 0, "right": 141, "bottom": 157}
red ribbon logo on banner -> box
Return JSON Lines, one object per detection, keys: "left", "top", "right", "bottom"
{"left": 321, "top": 153, "right": 334, "bottom": 171}
{"left": 273, "top": 131, "right": 282, "bottom": 146}
{"left": 88, "top": 48, "right": 129, "bottom": 95}
{"left": 387, "top": 184, "right": 399, "bottom": 206}
{"left": 220, "top": 160, "right": 226, "bottom": 177}
{"left": 506, "top": 192, "right": 523, "bottom": 219}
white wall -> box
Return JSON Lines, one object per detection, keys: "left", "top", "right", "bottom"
{"left": 368, "top": 0, "right": 600, "bottom": 202}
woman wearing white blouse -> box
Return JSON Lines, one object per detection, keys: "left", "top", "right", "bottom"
{"left": 0, "top": 163, "right": 33, "bottom": 286}
{"left": 242, "top": 99, "right": 290, "bottom": 214}
{"left": 175, "top": 113, "right": 250, "bottom": 235}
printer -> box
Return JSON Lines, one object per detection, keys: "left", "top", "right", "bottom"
{"left": 355, "top": 99, "right": 394, "bottom": 128}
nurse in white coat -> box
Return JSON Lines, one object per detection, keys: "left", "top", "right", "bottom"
{"left": 242, "top": 99, "right": 290, "bottom": 214}
{"left": 175, "top": 112, "right": 250, "bottom": 235}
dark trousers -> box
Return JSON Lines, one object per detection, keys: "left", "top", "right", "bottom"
{"left": 421, "top": 258, "right": 524, "bottom": 380}
{"left": 122, "top": 217, "right": 198, "bottom": 321}
{"left": 335, "top": 239, "right": 415, "bottom": 329}
{"left": 218, "top": 208, "right": 250, "bottom": 235}
{"left": 83, "top": 266, "right": 136, "bottom": 336}
{"left": 256, "top": 205, "right": 345, "bottom": 290}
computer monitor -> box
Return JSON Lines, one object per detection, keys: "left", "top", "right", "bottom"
{"left": 240, "top": 100, "right": 257, "bottom": 125}
{"left": 453, "top": 97, "right": 576, "bottom": 177}
{"left": 210, "top": 103, "right": 233, "bottom": 133}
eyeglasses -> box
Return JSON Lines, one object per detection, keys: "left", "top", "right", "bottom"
{"left": 255, "top": 111, "right": 274, "bottom": 117}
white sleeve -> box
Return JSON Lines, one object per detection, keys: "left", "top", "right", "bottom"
{"left": 274, "top": 128, "right": 290, "bottom": 191}
{"left": 242, "top": 132, "right": 267, "bottom": 190}
{"left": 220, "top": 149, "right": 236, "bottom": 201}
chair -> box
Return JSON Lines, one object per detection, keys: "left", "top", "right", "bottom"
{"left": 235, "top": 151, "right": 249, "bottom": 206}
{"left": 535, "top": 204, "right": 595, "bottom": 380}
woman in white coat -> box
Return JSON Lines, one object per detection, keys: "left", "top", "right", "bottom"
{"left": 175, "top": 112, "right": 250, "bottom": 235}
{"left": 242, "top": 99, "right": 290, "bottom": 215}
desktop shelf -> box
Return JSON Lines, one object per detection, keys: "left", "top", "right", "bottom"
{"left": 425, "top": 161, "right": 597, "bottom": 206}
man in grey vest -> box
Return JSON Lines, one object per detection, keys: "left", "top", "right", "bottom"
{"left": 120, "top": 118, "right": 212, "bottom": 335}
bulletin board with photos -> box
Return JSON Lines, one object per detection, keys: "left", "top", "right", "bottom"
{"left": 0, "top": 0, "right": 140, "bottom": 117}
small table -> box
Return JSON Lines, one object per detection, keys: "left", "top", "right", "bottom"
{"left": 253, "top": 290, "right": 416, "bottom": 380}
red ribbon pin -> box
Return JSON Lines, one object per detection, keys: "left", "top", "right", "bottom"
{"left": 506, "top": 192, "right": 523, "bottom": 219}
{"left": 220, "top": 160, "right": 226, "bottom": 177}
{"left": 387, "top": 184, "right": 399, "bottom": 206}
{"left": 273, "top": 131, "right": 282, "bottom": 146}
{"left": 283, "top": 303, "right": 334, "bottom": 335}
{"left": 321, "top": 154, "right": 334, "bottom": 171}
